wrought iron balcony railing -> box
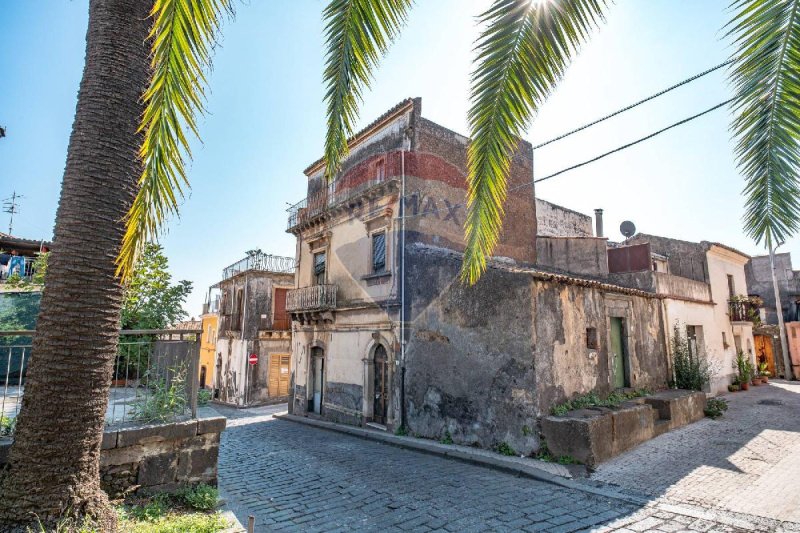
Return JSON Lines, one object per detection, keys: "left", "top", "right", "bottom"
{"left": 221, "top": 252, "right": 295, "bottom": 280}
{"left": 286, "top": 284, "right": 338, "bottom": 313}
{"left": 286, "top": 152, "right": 399, "bottom": 230}
{"left": 728, "top": 298, "right": 760, "bottom": 323}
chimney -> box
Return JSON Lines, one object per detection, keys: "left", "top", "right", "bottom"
{"left": 594, "top": 209, "right": 604, "bottom": 238}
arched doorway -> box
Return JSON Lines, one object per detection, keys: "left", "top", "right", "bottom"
{"left": 309, "top": 347, "right": 325, "bottom": 415}
{"left": 200, "top": 366, "right": 207, "bottom": 389}
{"left": 373, "top": 345, "right": 389, "bottom": 425}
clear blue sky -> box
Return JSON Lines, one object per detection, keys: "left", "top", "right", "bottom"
{"left": 2, "top": 0, "right": 796, "bottom": 317}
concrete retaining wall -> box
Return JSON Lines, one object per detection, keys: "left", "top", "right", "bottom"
{"left": 0, "top": 415, "right": 225, "bottom": 498}
{"left": 542, "top": 390, "right": 705, "bottom": 466}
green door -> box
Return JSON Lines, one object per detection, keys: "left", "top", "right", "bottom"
{"left": 610, "top": 317, "right": 627, "bottom": 389}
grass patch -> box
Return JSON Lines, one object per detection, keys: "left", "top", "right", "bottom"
{"left": 496, "top": 442, "right": 516, "bottom": 456}
{"left": 198, "top": 389, "right": 212, "bottom": 407}
{"left": 550, "top": 388, "right": 651, "bottom": 416}
{"left": 440, "top": 431, "right": 453, "bottom": 445}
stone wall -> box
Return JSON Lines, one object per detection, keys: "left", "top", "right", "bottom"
{"left": 535, "top": 198, "right": 593, "bottom": 237}
{"left": 0, "top": 415, "right": 226, "bottom": 498}
{"left": 403, "top": 245, "right": 669, "bottom": 455}
{"left": 536, "top": 236, "right": 609, "bottom": 277}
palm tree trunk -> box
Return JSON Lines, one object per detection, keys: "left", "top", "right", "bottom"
{"left": 0, "top": 0, "right": 151, "bottom": 529}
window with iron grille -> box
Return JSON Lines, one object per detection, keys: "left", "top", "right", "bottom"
{"left": 372, "top": 232, "right": 386, "bottom": 273}
{"left": 313, "top": 251, "right": 326, "bottom": 285}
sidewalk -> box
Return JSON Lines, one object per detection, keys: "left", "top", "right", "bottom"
{"left": 276, "top": 413, "right": 649, "bottom": 506}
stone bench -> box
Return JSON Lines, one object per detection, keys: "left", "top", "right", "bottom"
{"left": 541, "top": 390, "right": 705, "bottom": 467}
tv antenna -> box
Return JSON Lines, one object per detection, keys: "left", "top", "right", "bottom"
{"left": 3, "top": 191, "right": 24, "bottom": 235}
{"left": 620, "top": 220, "right": 636, "bottom": 242}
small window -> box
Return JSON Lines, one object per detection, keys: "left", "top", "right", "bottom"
{"left": 375, "top": 159, "right": 385, "bottom": 181}
{"left": 722, "top": 332, "right": 728, "bottom": 349}
{"left": 313, "top": 251, "right": 326, "bottom": 285}
{"left": 727, "top": 274, "right": 736, "bottom": 298}
{"left": 372, "top": 232, "right": 386, "bottom": 273}
{"left": 586, "top": 328, "right": 598, "bottom": 349}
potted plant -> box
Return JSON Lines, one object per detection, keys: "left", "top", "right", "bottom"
{"left": 748, "top": 361, "right": 762, "bottom": 385}
{"left": 735, "top": 351, "right": 751, "bottom": 390}
{"left": 758, "top": 362, "right": 771, "bottom": 383}
{"left": 728, "top": 383, "right": 740, "bottom": 392}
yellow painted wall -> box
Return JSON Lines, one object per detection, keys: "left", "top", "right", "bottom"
{"left": 200, "top": 313, "right": 218, "bottom": 389}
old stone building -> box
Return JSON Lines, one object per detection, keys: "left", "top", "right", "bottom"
{"left": 214, "top": 251, "right": 294, "bottom": 406}
{"left": 286, "top": 98, "right": 671, "bottom": 454}
{"left": 613, "top": 234, "right": 757, "bottom": 392}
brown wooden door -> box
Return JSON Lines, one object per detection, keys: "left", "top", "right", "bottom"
{"left": 273, "top": 288, "right": 289, "bottom": 330}
{"left": 269, "top": 354, "right": 290, "bottom": 397}
{"left": 754, "top": 335, "right": 776, "bottom": 377}
{"left": 373, "top": 346, "right": 389, "bottom": 424}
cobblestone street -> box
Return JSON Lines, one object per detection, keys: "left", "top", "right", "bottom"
{"left": 589, "top": 380, "right": 800, "bottom": 524}
{"left": 215, "top": 401, "right": 798, "bottom": 532}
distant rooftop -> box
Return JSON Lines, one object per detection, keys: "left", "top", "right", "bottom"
{"left": 221, "top": 251, "right": 296, "bottom": 280}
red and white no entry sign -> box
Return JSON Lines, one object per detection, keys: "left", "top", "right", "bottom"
{"left": 248, "top": 353, "right": 258, "bottom": 365}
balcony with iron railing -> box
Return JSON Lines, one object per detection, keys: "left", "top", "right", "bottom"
{"left": 286, "top": 153, "right": 399, "bottom": 230}
{"left": 286, "top": 284, "right": 338, "bottom": 313}
{"left": 728, "top": 296, "right": 762, "bottom": 324}
{"left": 221, "top": 252, "right": 296, "bottom": 280}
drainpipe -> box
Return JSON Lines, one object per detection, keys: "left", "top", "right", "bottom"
{"left": 400, "top": 132, "right": 410, "bottom": 429}
{"left": 594, "top": 209, "right": 604, "bottom": 239}
{"left": 241, "top": 272, "right": 249, "bottom": 405}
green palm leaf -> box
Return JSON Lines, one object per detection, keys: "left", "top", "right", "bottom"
{"left": 322, "top": 0, "right": 412, "bottom": 180}
{"left": 728, "top": 0, "right": 800, "bottom": 248}
{"left": 463, "top": 0, "right": 607, "bottom": 284}
{"left": 118, "top": 0, "right": 233, "bottom": 279}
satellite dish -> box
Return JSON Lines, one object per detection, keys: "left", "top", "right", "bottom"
{"left": 620, "top": 221, "right": 636, "bottom": 239}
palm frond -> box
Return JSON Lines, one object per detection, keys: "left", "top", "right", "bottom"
{"left": 118, "top": 0, "right": 233, "bottom": 279}
{"left": 322, "top": 0, "right": 412, "bottom": 180}
{"left": 728, "top": 0, "right": 800, "bottom": 247}
{"left": 462, "top": 0, "right": 607, "bottom": 284}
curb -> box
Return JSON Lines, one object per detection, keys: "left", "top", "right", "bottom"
{"left": 275, "top": 413, "right": 649, "bottom": 506}
{"left": 220, "top": 510, "right": 246, "bottom": 532}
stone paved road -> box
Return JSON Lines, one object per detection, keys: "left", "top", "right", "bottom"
{"left": 589, "top": 380, "right": 800, "bottom": 523}
{"left": 215, "top": 404, "right": 788, "bottom": 532}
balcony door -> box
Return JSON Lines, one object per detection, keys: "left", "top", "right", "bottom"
{"left": 310, "top": 347, "right": 324, "bottom": 414}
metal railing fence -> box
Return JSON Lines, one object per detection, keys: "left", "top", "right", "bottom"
{"left": 0, "top": 329, "right": 201, "bottom": 437}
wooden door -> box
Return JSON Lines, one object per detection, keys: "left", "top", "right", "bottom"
{"left": 373, "top": 345, "right": 389, "bottom": 424}
{"left": 268, "top": 354, "right": 290, "bottom": 397}
{"left": 310, "top": 348, "right": 324, "bottom": 414}
{"left": 754, "top": 335, "right": 776, "bottom": 377}
{"left": 273, "top": 288, "right": 289, "bottom": 330}
{"left": 611, "top": 317, "right": 629, "bottom": 389}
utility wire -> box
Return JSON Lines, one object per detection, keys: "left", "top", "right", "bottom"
{"left": 397, "top": 99, "right": 731, "bottom": 220}
{"left": 533, "top": 99, "right": 732, "bottom": 184}
{"left": 532, "top": 59, "right": 733, "bottom": 150}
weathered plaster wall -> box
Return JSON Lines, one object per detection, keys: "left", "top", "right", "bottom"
{"left": 536, "top": 236, "right": 608, "bottom": 277}
{"left": 403, "top": 246, "right": 669, "bottom": 455}
{"left": 706, "top": 247, "right": 755, "bottom": 393}
{"left": 628, "top": 234, "right": 708, "bottom": 282}
{"left": 746, "top": 253, "right": 800, "bottom": 324}
{"left": 535, "top": 198, "right": 593, "bottom": 237}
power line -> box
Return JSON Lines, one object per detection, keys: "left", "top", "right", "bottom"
{"left": 397, "top": 99, "right": 731, "bottom": 220}
{"left": 534, "top": 99, "right": 732, "bottom": 184}
{"left": 532, "top": 59, "right": 733, "bottom": 150}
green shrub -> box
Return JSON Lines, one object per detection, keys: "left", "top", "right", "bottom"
{"left": 496, "top": 442, "right": 516, "bottom": 456}
{"left": 198, "top": 389, "right": 212, "bottom": 407}
{"left": 704, "top": 397, "right": 729, "bottom": 420}
{"left": 440, "top": 431, "right": 453, "bottom": 445}
{"left": 394, "top": 425, "right": 408, "bottom": 436}
{"left": 550, "top": 388, "right": 651, "bottom": 415}
{"left": 131, "top": 367, "right": 188, "bottom": 423}
{"left": 177, "top": 484, "right": 218, "bottom": 511}
{"left": 0, "top": 415, "right": 15, "bottom": 437}
{"left": 670, "top": 324, "right": 711, "bottom": 391}
{"left": 557, "top": 455, "right": 581, "bottom": 465}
